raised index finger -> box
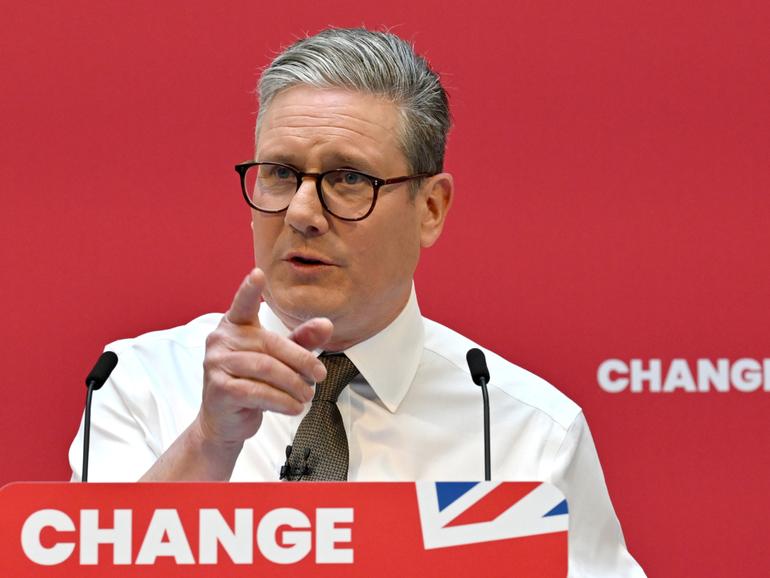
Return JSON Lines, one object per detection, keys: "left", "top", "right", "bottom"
{"left": 225, "top": 268, "right": 265, "bottom": 326}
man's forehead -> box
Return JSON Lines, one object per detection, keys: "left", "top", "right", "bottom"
{"left": 260, "top": 86, "right": 399, "bottom": 129}
{"left": 255, "top": 85, "right": 406, "bottom": 170}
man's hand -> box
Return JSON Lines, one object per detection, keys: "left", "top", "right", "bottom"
{"left": 199, "top": 268, "right": 332, "bottom": 445}
{"left": 140, "top": 268, "right": 332, "bottom": 481}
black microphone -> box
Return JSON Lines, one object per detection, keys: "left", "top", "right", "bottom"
{"left": 297, "top": 448, "right": 312, "bottom": 480}
{"left": 466, "top": 348, "right": 491, "bottom": 481}
{"left": 279, "top": 445, "right": 313, "bottom": 481}
{"left": 85, "top": 351, "right": 118, "bottom": 390}
{"left": 280, "top": 445, "right": 293, "bottom": 480}
{"left": 82, "top": 351, "right": 118, "bottom": 482}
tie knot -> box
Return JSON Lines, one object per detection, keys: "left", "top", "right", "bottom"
{"left": 314, "top": 354, "right": 359, "bottom": 402}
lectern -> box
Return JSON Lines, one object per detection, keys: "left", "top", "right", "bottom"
{"left": 1, "top": 481, "right": 568, "bottom": 576}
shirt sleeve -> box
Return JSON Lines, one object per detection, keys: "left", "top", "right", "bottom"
{"left": 68, "top": 345, "right": 168, "bottom": 482}
{"left": 550, "top": 412, "right": 647, "bottom": 578}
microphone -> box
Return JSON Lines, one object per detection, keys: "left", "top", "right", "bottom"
{"left": 85, "top": 351, "right": 118, "bottom": 390}
{"left": 279, "top": 445, "right": 313, "bottom": 481}
{"left": 280, "top": 445, "right": 293, "bottom": 480}
{"left": 466, "top": 348, "right": 491, "bottom": 481}
{"left": 297, "top": 448, "right": 312, "bottom": 480}
{"left": 82, "top": 351, "right": 118, "bottom": 482}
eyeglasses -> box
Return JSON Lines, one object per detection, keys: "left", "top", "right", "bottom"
{"left": 235, "top": 161, "right": 433, "bottom": 221}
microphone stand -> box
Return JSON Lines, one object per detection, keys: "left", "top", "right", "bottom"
{"left": 81, "top": 351, "right": 118, "bottom": 482}
{"left": 479, "top": 375, "right": 491, "bottom": 481}
{"left": 466, "top": 348, "right": 492, "bottom": 481}
{"left": 82, "top": 381, "right": 96, "bottom": 482}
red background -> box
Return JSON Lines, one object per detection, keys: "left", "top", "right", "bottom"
{"left": 1, "top": 1, "right": 768, "bottom": 576}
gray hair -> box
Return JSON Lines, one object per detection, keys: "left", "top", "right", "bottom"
{"left": 256, "top": 28, "right": 451, "bottom": 175}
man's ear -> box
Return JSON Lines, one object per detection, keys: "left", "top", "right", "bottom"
{"left": 419, "top": 173, "right": 454, "bottom": 248}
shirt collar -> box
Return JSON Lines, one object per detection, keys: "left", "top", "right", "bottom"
{"left": 259, "top": 285, "right": 424, "bottom": 414}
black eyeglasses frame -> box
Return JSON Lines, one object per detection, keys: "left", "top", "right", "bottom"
{"left": 235, "top": 161, "right": 434, "bottom": 222}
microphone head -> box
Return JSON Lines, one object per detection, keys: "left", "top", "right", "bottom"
{"left": 466, "top": 348, "right": 490, "bottom": 386}
{"left": 85, "top": 351, "right": 118, "bottom": 390}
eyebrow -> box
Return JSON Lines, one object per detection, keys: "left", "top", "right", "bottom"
{"left": 256, "top": 150, "right": 380, "bottom": 175}
{"left": 323, "top": 152, "right": 377, "bottom": 173}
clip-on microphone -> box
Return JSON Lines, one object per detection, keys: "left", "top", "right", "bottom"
{"left": 279, "top": 445, "right": 313, "bottom": 481}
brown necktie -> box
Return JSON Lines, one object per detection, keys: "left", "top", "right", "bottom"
{"left": 287, "top": 353, "right": 359, "bottom": 481}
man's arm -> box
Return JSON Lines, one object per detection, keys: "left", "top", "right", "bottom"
{"left": 551, "top": 412, "right": 647, "bottom": 577}
{"left": 68, "top": 268, "right": 332, "bottom": 482}
{"left": 138, "top": 268, "right": 333, "bottom": 481}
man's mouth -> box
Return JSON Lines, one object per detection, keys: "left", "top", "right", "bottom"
{"left": 291, "top": 256, "right": 324, "bottom": 265}
{"left": 284, "top": 252, "right": 335, "bottom": 267}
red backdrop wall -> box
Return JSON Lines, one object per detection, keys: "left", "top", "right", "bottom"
{"left": 2, "top": 1, "right": 769, "bottom": 576}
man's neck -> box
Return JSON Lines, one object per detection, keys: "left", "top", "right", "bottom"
{"left": 266, "top": 284, "right": 413, "bottom": 352}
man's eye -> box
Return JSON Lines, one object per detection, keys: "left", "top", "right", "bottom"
{"left": 274, "top": 166, "right": 293, "bottom": 179}
{"left": 342, "top": 172, "right": 363, "bottom": 185}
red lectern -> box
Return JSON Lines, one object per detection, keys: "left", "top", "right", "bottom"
{"left": 0, "top": 481, "right": 568, "bottom": 577}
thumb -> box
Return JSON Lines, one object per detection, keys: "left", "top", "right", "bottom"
{"left": 288, "top": 318, "right": 334, "bottom": 351}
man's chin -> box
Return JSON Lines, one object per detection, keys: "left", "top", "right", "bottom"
{"left": 263, "top": 283, "right": 344, "bottom": 327}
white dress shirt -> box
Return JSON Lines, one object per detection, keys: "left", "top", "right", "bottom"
{"left": 69, "top": 287, "right": 646, "bottom": 577}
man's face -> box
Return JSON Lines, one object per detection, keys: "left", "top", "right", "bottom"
{"left": 252, "top": 85, "right": 451, "bottom": 350}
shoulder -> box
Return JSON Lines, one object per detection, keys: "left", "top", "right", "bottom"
{"left": 98, "top": 313, "right": 224, "bottom": 413}
{"left": 422, "top": 317, "right": 582, "bottom": 431}
{"left": 105, "top": 313, "right": 223, "bottom": 365}
{"left": 80, "top": 314, "right": 225, "bottom": 467}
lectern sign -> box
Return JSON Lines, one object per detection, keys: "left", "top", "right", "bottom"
{"left": 0, "top": 482, "right": 568, "bottom": 577}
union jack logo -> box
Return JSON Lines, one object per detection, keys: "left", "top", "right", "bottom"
{"left": 416, "top": 482, "right": 568, "bottom": 550}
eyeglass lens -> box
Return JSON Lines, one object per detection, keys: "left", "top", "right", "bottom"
{"left": 244, "top": 163, "right": 376, "bottom": 219}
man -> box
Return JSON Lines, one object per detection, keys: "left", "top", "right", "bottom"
{"left": 69, "top": 28, "right": 645, "bottom": 575}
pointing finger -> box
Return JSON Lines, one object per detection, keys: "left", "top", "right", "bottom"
{"left": 225, "top": 268, "right": 265, "bottom": 326}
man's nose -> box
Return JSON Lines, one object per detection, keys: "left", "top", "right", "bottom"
{"left": 284, "top": 176, "right": 329, "bottom": 236}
